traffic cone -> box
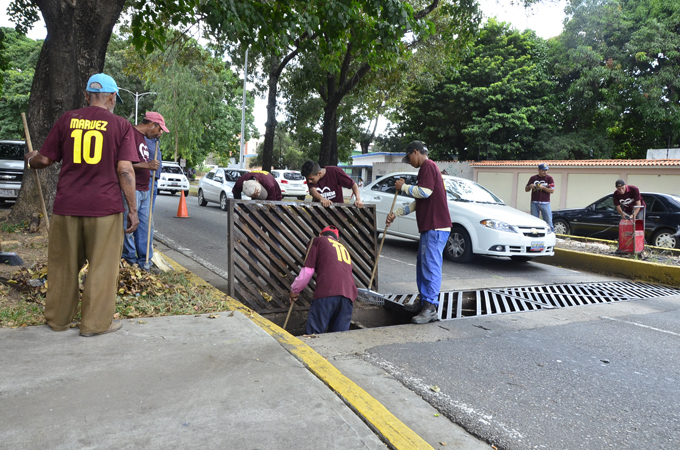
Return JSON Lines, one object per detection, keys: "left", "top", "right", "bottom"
{"left": 176, "top": 190, "right": 189, "bottom": 218}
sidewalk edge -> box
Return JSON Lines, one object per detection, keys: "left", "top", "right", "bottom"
{"left": 159, "top": 251, "right": 434, "bottom": 450}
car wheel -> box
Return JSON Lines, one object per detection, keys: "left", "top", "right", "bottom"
{"left": 510, "top": 256, "right": 532, "bottom": 262}
{"left": 553, "top": 219, "right": 570, "bottom": 235}
{"left": 220, "top": 192, "right": 228, "bottom": 211}
{"left": 170, "top": 190, "right": 176, "bottom": 195}
{"left": 198, "top": 189, "right": 208, "bottom": 206}
{"left": 652, "top": 229, "right": 679, "bottom": 248}
{"left": 184, "top": 189, "right": 190, "bottom": 197}
{"left": 444, "top": 226, "right": 473, "bottom": 263}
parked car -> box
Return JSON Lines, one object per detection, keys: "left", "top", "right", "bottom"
{"left": 360, "top": 172, "right": 556, "bottom": 263}
{"left": 552, "top": 192, "right": 680, "bottom": 248}
{"left": 157, "top": 161, "right": 190, "bottom": 196}
{"left": 271, "top": 169, "right": 308, "bottom": 200}
{"left": 197, "top": 167, "right": 250, "bottom": 210}
{"left": 0, "top": 140, "right": 26, "bottom": 202}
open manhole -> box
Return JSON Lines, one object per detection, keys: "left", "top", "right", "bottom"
{"left": 264, "top": 281, "right": 680, "bottom": 335}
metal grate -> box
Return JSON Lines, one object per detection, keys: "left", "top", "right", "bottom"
{"left": 384, "top": 281, "right": 680, "bottom": 321}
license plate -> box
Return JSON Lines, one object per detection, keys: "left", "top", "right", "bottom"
{"left": 530, "top": 241, "right": 545, "bottom": 252}
{"left": 0, "top": 189, "right": 15, "bottom": 196}
{"left": 171, "top": 183, "right": 180, "bottom": 187}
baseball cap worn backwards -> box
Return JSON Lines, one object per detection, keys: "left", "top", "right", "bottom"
{"left": 321, "top": 225, "right": 339, "bottom": 240}
{"left": 86, "top": 73, "right": 123, "bottom": 104}
{"left": 402, "top": 141, "right": 428, "bottom": 164}
{"left": 144, "top": 111, "right": 169, "bottom": 133}
{"left": 615, "top": 179, "right": 626, "bottom": 187}
{"left": 243, "top": 179, "right": 268, "bottom": 200}
{"left": 538, "top": 163, "right": 549, "bottom": 170}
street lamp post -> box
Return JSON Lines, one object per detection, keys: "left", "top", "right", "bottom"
{"left": 118, "top": 88, "right": 157, "bottom": 124}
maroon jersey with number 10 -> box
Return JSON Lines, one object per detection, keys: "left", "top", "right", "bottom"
{"left": 304, "top": 236, "right": 358, "bottom": 301}
{"left": 40, "top": 106, "right": 139, "bottom": 217}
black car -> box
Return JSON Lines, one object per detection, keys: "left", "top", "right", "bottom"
{"left": 552, "top": 192, "right": 680, "bottom": 248}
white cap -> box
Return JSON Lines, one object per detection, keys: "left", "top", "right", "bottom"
{"left": 243, "top": 179, "right": 268, "bottom": 200}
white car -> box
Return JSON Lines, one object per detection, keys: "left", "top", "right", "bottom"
{"left": 157, "top": 161, "right": 190, "bottom": 196}
{"left": 197, "top": 167, "right": 250, "bottom": 210}
{"left": 271, "top": 169, "right": 308, "bottom": 200}
{"left": 360, "top": 172, "right": 555, "bottom": 263}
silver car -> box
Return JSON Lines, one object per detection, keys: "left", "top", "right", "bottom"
{"left": 0, "top": 140, "right": 26, "bottom": 202}
{"left": 197, "top": 167, "right": 250, "bottom": 210}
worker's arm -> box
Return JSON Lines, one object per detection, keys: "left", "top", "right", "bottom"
{"left": 616, "top": 204, "right": 630, "bottom": 220}
{"left": 289, "top": 267, "right": 316, "bottom": 303}
{"left": 133, "top": 160, "right": 160, "bottom": 171}
{"left": 539, "top": 185, "right": 555, "bottom": 194}
{"left": 118, "top": 160, "right": 139, "bottom": 233}
{"left": 309, "top": 186, "right": 331, "bottom": 207}
{"left": 24, "top": 151, "right": 55, "bottom": 169}
{"left": 351, "top": 183, "right": 364, "bottom": 208}
{"left": 525, "top": 184, "right": 532, "bottom": 192}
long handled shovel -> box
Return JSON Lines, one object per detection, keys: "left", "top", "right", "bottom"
{"left": 283, "top": 240, "right": 313, "bottom": 330}
{"left": 356, "top": 190, "right": 399, "bottom": 304}
{"left": 145, "top": 138, "right": 159, "bottom": 270}
{"left": 21, "top": 113, "right": 50, "bottom": 234}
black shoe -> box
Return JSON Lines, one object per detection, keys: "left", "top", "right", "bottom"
{"left": 403, "top": 295, "right": 422, "bottom": 313}
{"left": 411, "top": 302, "right": 439, "bottom": 324}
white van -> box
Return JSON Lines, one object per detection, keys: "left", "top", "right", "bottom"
{"left": 157, "top": 161, "right": 190, "bottom": 196}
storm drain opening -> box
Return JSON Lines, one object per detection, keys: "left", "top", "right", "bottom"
{"left": 264, "top": 281, "right": 680, "bottom": 334}
{"left": 384, "top": 281, "right": 680, "bottom": 322}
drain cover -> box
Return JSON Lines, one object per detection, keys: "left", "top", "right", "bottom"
{"left": 384, "top": 281, "right": 680, "bottom": 321}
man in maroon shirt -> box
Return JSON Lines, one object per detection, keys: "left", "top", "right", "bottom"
{"left": 289, "top": 225, "right": 357, "bottom": 334}
{"left": 232, "top": 170, "right": 282, "bottom": 201}
{"left": 613, "top": 179, "right": 646, "bottom": 219}
{"left": 301, "top": 161, "right": 364, "bottom": 207}
{"left": 386, "top": 141, "right": 451, "bottom": 324}
{"left": 122, "top": 112, "right": 165, "bottom": 271}
{"left": 24, "top": 73, "right": 139, "bottom": 337}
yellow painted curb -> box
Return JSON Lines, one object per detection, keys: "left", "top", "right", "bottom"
{"left": 159, "top": 251, "right": 434, "bottom": 450}
{"left": 540, "top": 248, "right": 680, "bottom": 286}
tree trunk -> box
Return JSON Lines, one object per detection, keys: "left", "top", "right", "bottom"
{"left": 261, "top": 53, "right": 280, "bottom": 173}
{"left": 9, "top": 0, "right": 126, "bottom": 224}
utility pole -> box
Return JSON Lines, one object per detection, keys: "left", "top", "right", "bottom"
{"left": 119, "top": 88, "right": 157, "bottom": 124}
{"left": 239, "top": 49, "right": 249, "bottom": 169}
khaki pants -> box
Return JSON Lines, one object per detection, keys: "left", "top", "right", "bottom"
{"left": 45, "top": 214, "right": 123, "bottom": 334}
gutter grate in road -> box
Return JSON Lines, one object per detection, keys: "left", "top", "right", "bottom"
{"left": 384, "top": 281, "right": 680, "bottom": 321}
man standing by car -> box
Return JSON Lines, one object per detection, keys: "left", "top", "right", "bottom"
{"left": 122, "top": 112, "right": 167, "bottom": 271}
{"left": 24, "top": 73, "right": 139, "bottom": 336}
{"left": 613, "top": 179, "right": 646, "bottom": 219}
{"left": 386, "top": 141, "right": 451, "bottom": 324}
{"left": 301, "top": 160, "right": 364, "bottom": 208}
{"left": 525, "top": 163, "right": 555, "bottom": 230}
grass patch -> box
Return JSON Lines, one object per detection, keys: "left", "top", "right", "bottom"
{"left": 0, "top": 221, "right": 27, "bottom": 234}
{"left": 0, "top": 269, "right": 230, "bottom": 329}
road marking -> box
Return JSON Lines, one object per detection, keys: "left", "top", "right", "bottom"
{"left": 380, "top": 255, "right": 417, "bottom": 268}
{"left": 600, "top": 316, "right": 680, "bottom": 337}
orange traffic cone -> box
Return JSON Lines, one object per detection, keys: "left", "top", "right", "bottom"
{"left": 176, "top": 190, "right": 189, "bottom": 218}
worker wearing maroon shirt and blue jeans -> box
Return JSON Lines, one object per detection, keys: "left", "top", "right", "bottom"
{"left": 289, "top": 226, "right": 358, "bottom": 334}
{"left": 387, "top": 141, "right": 452, "bottom": 324}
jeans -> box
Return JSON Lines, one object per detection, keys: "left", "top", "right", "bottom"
{"left": 531, "top": 201, "right": 553, "bottom": 229}
{"left": 122, "top": 189, "right": 152, "bottom": 269}
{"left": 149, "top": 176, "right": 159, "bottom": 211}
{"left": 416, "top": 230, "right": 449, "bottom": 306}
{"left": 306, "top": 295, "right": 354, "bottom": 334}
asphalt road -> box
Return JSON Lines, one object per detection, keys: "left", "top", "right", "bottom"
{"left": 154, "top": 194, "right": 680, "bottom": 450}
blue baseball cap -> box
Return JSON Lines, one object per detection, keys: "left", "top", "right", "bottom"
{"left": 86, "top": 73, "right": 123, "bottom": 104}
{"left": 538, "top": 163, "right": 549, "bottom": 170}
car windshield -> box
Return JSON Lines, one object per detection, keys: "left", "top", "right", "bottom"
{"left": 445, "top": 178, "right": 503, "bottom": 204}
{"left": 162, "top": 166, "right": 183, "bottom": 174}
{"left": 0, "top": 142, "right": 26, "bottom": 161}
{"left": 284, "top": 172, "right": 304, "bottom": 181}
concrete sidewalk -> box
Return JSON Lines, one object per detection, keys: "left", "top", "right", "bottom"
{"left": 0, "top": 249, "right": 490, "bottom": 450}
{"left": 0, "top": 312, "right": 387, "bottom": 450}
